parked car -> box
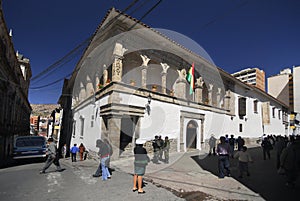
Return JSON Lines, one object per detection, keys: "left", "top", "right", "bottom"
{"left": 13, "top": 136, "right": 47, "bottom": 160}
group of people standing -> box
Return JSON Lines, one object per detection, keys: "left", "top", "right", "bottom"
{"left": 209, "top": 134, "right": 251, "bottom": 179}
{"left": 152, "top": 135, "right": 170, "bottom": 164}
{"left": 263, "top": 134, "right": 300, "bottom": 188}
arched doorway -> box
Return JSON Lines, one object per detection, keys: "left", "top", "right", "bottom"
{"left": 186, "top": 120, "right": 198, "bottom": 149}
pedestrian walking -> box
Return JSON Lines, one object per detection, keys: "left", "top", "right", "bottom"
{"left": 216, "top": 136, "right": 231, "bottom": 178}
{"left": 132, "top": 139, "right": 150, "bottom": 194}
{"left": 152, "top": 135, "right": 159, "bottom": 163}
{"left": 97, "top": 139, "right": 111, "bottom": 181}
{"left": 163, "top": 136, "right": 170, "bottom": 163}
{"left": 261, "top": 136, "right": 273, "bottom": 160}
{"left": 104, "top": 138, "right": 113, "bottom": 176}
{"left": 62, "top": 143, "right": 67, "bottom": 158}
{"left": 275, "top": 136, "right": 286, "bottom": 169}
{"left": 157, "top": 135, "right": 164, "bottom": 161}
{"left": 208, "top": 134, "right": 217, "bottom": 156}
{"left": 280, "top": 137, "right": 300, "bottom": 188}
{"left": 40, "top": 138, "right": 63, "bottom": 174}
{"left": 237, "top": 136, "right": 245, "bottom": 151}
{"left": 229, "top": 134, "right": 236, "bottom": 157}
{"left": 70, "top": 144, "right": 79, "bottom": 162}
{"left": 234, "top": 146, "right": 253, "bottom": 178}
{"left": 79, "top": 143, "right": 86, "bottom": 161}
{"left": 93, "top": 139, "right": 103, "bottom": 177}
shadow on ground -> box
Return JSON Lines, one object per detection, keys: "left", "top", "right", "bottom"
{"left": 191, "top": 147, "right": 300, "bottom": 201}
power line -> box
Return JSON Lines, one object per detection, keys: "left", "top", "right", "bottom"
{"left": 30, "top": 73, "right": 72, "bottom": 90}
{"left": 30, "top": 0, "right": 142, "bottom": 84}
{"left": 30, "top": 0, "right": 163, "bottom": 90}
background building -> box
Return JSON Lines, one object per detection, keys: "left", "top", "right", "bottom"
{"left": 268, "top": 66, "right": 300, "bottom": 134}
{"left": 232, "top": 68, "right": 266, "bottom": 91}
{"left": 0, "top": 4, "right": 32, "bottom": 166}
{"left": 267, "top": 68, "right": 293, "bottom": 110}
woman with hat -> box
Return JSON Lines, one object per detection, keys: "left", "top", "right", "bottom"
{"left": 132, "top": 139, "right": 150, "bottom": 194}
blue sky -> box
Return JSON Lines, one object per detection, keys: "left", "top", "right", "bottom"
{"left": 2, "top": 0, "right": 300, "bottom": 104}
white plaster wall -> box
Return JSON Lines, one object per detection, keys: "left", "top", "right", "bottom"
{"left": 71, "top": 103, "right": 102, "bottom": 153}
{"left": 264, "top": 105, "right": 286, "bottom": 135}
{"left": 139, "top": 99, "right": 181, "bottom": 141}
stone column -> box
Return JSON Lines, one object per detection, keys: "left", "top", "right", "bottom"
{"left": 180, "top": 116, "right": 184, "bottom": 152}
{"left": 112, "top": 43, "right": 127, "bottom": 82}
{"left": 175, "top": 69, "right": 187, "bottom": 99}
{"left": 195, "top": 77, "right": 204, "bottom": 103}
{"left": 107, "top": 116, "right": 122, "bottom": 160}
{"left": 224, "top": 90, "right": 231, "bottom": 111}
{"left": 216, "top": 87, "right": 222, "bottom": 107}
{"left": 160, "top": 63, "right": 169, "bottom": 94}
{"left": 208, "top": 84, "right": 213, "bottom": 105}
{"left": 140, "top": 55, "right": 150, "bottom": 89}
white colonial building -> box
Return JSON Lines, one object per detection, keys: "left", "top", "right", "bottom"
{"left": 58, "top": 8, "right": 289, "bottom": 159}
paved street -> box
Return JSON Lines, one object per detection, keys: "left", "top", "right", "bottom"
{"left": 0, "top": 160, "right": 184, "bottom": 201}
{"left": 1, "top": 145, "right": 299, "bottom": 201}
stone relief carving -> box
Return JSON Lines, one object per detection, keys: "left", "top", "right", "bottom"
{"left": 177, "top": 69, "right": 186, "bottom": 81}
{"left": 208, "top": 83, "right": 214, "bottom": 91}
{"left": 140, "top": 55, "right": 151, "bottom": 66}
{"left": 160, "top": 63, "right": 170, "bottom": 74}
{"left": 195, "top": 77, "right": 204, "bottom": 88}
{"left": 103, "top": 64, "right": 108, "bottom": 84}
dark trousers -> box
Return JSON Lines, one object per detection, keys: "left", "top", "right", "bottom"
{"left": 218, "top": 155, "right": 230, "bottom": 178}
{"left": 71, "top": 153, "right": 77, "bottom": 162}
{"left": 42, "top": 155, "right": 61, "bottom": 172}
{"left": 263, "top": 148, "right": 270, "bottom": 160}
{"left": 238, "top": 161, "right": 249, "bottom": 176}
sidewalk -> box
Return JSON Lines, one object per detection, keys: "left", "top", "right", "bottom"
{"left": 110, "top": 150, "right": 264, "bottom": 201}
{"left": 62, "top": 150, "right": 264, "bottom": 201}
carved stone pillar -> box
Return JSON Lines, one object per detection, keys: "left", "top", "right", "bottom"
{"left": 142, "top": 67, "right": 147, "bottom": 89}
{"left": 140, "top": 55, "right": 150, "bottom": 89}
{"left": 112, "top": 43, "right": 127, "bottom": 82}
{"left": 208, "top": 84, "right": 213, "bottom": 105}
{"left": 175, "top": 69, "right": 187, "bottom": 99}
{"left": 107, "top": 116, "right": 121, "bottom": 160}
{"left": 160, "top": 63, "right": 169, "bottom": 94}
{"left": 224, "top": 90, "right": 231, "bottom": 110}
{"left": 195, "top": 77, "right": 204, "bottom": 103}
{"left": 216, "top": 88, "right": 221, "bottom": 107}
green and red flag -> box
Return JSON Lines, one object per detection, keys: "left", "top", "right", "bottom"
{"left": 186, "top": 62, "right": 195, "bottom": 94}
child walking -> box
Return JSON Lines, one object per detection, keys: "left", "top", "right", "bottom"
{"left": 234, "top": 146, "right": 253, "bottom": 178}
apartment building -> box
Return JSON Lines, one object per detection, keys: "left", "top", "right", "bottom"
{"left": 232, "top": 68, "right": 265, "bottom": 91}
